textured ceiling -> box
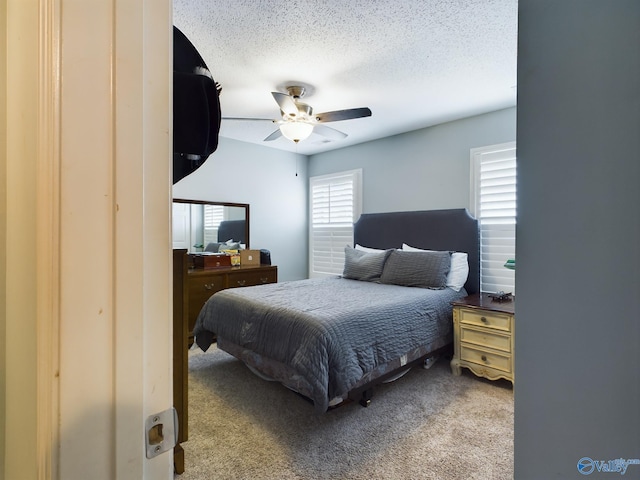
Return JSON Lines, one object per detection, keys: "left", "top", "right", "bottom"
{"left": 173, "top": 0, "right": 518, "bottom": 155}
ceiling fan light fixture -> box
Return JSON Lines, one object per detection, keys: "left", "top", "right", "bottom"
{"left": 279, "top": 121, "right": 314, "bottom": 143}
{"left": 223, "top": 84, "right": 371, "bottom": 145}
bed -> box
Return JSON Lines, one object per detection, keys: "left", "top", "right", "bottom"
{"left": 193, "top": 209, "right": 479, "bottom": 412}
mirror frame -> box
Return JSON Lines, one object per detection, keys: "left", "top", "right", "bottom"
{"left": 173, "top": 199, "right": 250, "bottom": 248}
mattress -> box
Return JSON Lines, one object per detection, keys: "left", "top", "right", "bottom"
{"left": 194, "top": 276, "right": 466, "bottom": 412}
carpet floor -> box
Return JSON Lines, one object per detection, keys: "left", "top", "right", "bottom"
{"left": 177, "top": 346, "right": 513, "bottom": 480}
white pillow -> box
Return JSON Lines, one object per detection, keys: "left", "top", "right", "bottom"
{"left": 402, "top": 243, "right": 469, "bottom": 292}
{"left": 355, "top": 244, "right": 387, "bottom": 253}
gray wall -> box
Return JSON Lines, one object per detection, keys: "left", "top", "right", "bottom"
{"left": 176, "top": 108, "right": 516, "bottom": 281}
{"left": 309, "top": 108, "right": 516, "bottom": 214}
{"left": 515, "top": 1, "right": 640, "bottom": 478}
{"left": 173, "top": 137, "right": 309, "bottom": 281}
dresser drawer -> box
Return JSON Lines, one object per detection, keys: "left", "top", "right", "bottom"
{"left": 459, "top": 308, "right": 511, "bottom": 332}
{"left": 227, "top": 269, "right": 277, "bottom": 288}
{"left": 187, "top": 275, "right": 225, "bottom": 330}
{"left": 184, "top": 265, "right": 278, "bottom": 339}
{"left": 188, "top": 275, "right": 225, "bottom": 301}
{"left": 460, "top": 345, "right": 511, "bottom": 373}
{"left": 460, "top": 326, "right": 511, "bottom": 352}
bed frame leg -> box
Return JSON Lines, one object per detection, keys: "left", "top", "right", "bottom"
{"left": 359, "top": 389, "right": 373, "bottom": 408}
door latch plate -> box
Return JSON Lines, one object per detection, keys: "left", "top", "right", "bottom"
{"left": 145, "top": 407, "right": 178, "bottom": 459}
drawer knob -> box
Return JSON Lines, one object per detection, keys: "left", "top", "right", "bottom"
{"left": 204, "top": 283, "right": 215, "bottom": 290}
{"left": 260, "top": 277, "right": 268, "bottom": 283}
{"left": 480, "top": 316, "right": 488, "bottom": 323}
{"left": 236, "top": 280, "right": 246, "bottom": 286}
{"left": 481, "top": 355, "right": 488, "bottom": 363}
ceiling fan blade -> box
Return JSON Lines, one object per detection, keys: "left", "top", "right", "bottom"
{"left": 314, "top": 107, "right": 372, "bottom": 123}
{"left": 271, "top": 92, "right": 298, "bottom": 117}
{"left": 312, "top": 124, "right": 348, "bottom": 140}
{"left": 263, "top": 128, "right": 283, "bottom": 142}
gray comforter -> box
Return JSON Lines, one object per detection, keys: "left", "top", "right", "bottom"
{"left": 194, "top": 276, "right": 466, "bottom": 412}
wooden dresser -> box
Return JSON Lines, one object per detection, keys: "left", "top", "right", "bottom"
{"left": 185, "top": 261, "right": 278, "bottom": 346}
{"left": 172, "top": 249, "right": 277, "bottom": 473}
{"left": 450, "top": 293, "right": 515, "bottom": 384}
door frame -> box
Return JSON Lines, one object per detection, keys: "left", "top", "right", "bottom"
{"left": 2, "top": 1, "right": 174, "bottom": 478}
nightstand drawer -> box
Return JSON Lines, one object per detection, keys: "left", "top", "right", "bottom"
{"left": 459, "top": 309, "right": 511, "bottom": 332}
{"left": 460, "top": 345, "right": 511, "bottom": 373}
{"left": 460, "top": 327, "right": 511, "bottom": 352}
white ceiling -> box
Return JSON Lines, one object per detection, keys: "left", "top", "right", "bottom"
{"left": 173, "top": 0, "right": 518, "bottom": 156}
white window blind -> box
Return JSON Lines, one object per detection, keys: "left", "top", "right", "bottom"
{"left": 471, "top": 142, "right": 517, "bottom": 294}
{"left": 309, "top": 169, "right": 362, "bottom": 277}
{"left": 203, "top": 204, "right": 225, "bottom": 246}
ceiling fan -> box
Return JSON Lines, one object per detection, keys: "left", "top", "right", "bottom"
{"left": 222, "top": 84, "right": 372, "bottom": 143}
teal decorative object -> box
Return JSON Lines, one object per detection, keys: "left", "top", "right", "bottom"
{"left": 504, "top": 259, "right": 516, "bottom": 270}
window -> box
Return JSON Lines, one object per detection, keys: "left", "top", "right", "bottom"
{"left": 471, "top": 142, "right": 516, "bottom": 294}
{"left": 309, "top": 169, "right": 362, "bottom": 277}
{"left": 203, "top": 204, "right": 225, "bottom": 246}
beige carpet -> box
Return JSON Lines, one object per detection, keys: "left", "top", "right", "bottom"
{"left": 177, "top": 346, "right": 513, "bottom": 480}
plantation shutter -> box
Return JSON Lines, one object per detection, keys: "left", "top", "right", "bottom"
{"left": 203, "top": 204, "right": 225, "bottom": 246}
{"left": 471, "top": 142, "right": 517, "bottom": 294}
{"left": 309, "top": 170, "right": 362, "bottom": 277}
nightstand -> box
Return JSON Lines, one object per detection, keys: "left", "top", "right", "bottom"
{"left": 450, "top": 293, "right": 515, "bottom": 384}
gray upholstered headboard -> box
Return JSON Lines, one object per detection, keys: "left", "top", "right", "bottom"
{"left": 353, "top": 209, "right": 480, "bottom": 294}
{"left": 217, "top": 220, "right": 246, "bottom": 244}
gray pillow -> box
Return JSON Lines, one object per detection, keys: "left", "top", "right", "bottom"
{"left": 342, "top": 246, "right": 393, "bottom": 282}
{"left": 380, "top": 250, "right": 451, "bottom": 288}
{"left": 204, "top": 242, "right": 221, "bottom": 252}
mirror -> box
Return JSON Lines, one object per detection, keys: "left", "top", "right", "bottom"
{"left": 172, "top": 199, "right": 249, "bottom": 253}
